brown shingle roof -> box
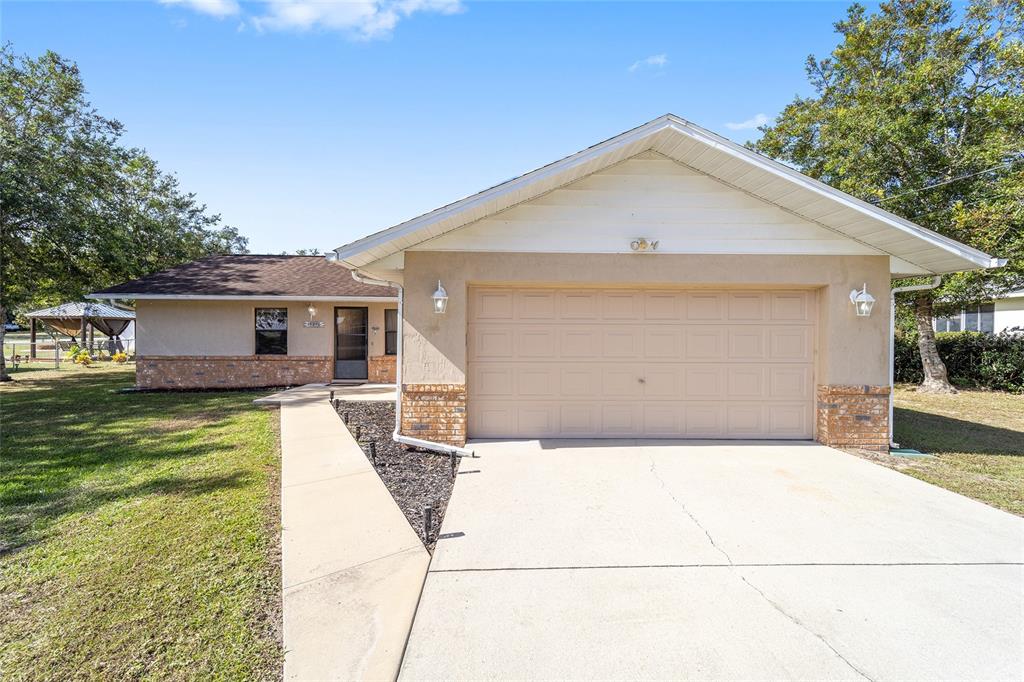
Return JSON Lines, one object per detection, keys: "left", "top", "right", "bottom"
{"left": 89, "top": 255, "right": 393, "bottom": 299}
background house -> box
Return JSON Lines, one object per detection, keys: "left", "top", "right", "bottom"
{"left": 90, "top": 255, "right": 398, "bottom": 388}
{"left": 933, "top": 290, "right": 1024, "bottom": 333}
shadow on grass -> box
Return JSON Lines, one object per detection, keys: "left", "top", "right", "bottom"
{"left": 0, "top": 369, "right": 264, "bottom": 555}
{"left": 894, "top": 406, "right": 1024, "bottom": 457}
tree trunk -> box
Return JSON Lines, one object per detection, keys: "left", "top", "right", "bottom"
{"left": 0, "top": 305, "right": 10, "bottom": 382}
{"left": 914, "top": 294, "right": 957, "bottom": 394}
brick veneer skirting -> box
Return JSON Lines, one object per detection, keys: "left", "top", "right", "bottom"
{"left": 368, "top": 355, "right": 397, "bottom": 383}
{"left": 816, "top": 384, "right": 890, "bottom": 452}
{"left": 400, "top": 383, "right": 467, "bottom": 447}
{"left": 137, "top": 355, "right": 332, "bottom": 389}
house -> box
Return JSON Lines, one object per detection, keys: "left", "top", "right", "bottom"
{"left": 933, "top": 290, "right": 1024, "bottom": 333}
{"left": 92, "top": 115, "right": 1000, "bottom": 453}
{"left": 90, "top": 255, "right": 398, "bottom": 387}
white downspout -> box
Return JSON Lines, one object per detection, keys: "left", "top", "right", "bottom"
{"left": 889, "top": 275, "right": 942, "bottom": 448}
{"left": 346, "top": 264, "right": 475, "bottom": 458}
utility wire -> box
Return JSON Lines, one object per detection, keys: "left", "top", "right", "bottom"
{"left": 871, "top": 158, "right": 1021, "bottom": 205}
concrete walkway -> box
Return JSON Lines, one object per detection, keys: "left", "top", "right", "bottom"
{"left": 402, "top": 440, "right": 1024, "bottom": 680}
{"left": 255, "top": 382, "right": 396, "bottom": 406}
{"left": 269, "top": 386, "right": 426, "bottom": 681}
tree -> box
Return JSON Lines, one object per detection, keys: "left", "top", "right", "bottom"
{"left": 1, "top": 46, "right": 248, "bottom": 380}
{"left": 755, "top": 0, "right": 1024, "bottom": 393}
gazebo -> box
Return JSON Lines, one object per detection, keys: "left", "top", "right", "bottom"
{"left": 24, "top": 302, "right": 135, "bottom": 359}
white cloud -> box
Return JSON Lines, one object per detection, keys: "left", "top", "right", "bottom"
{"left": 724, "top": 113, "right": 770, "bottom": 131}
{"left": 253, "top": 0, "right": 463, "bottom": 39}
{"left": 628, "top": 53, "right": 668, "bottom": 73}
{"left": 160, "top": 0, "right": 462, "bottom": 38}
{"left": 159, "top": 0, "right": 240, "bottom": 18}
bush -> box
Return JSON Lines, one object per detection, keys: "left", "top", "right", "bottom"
{"left": 111, "top": 351, "right": 128, "bottom": 364}
{"left": 895, "top": 331, "right": 1024, "bottom": 393}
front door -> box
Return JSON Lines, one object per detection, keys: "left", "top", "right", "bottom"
{"left": 334, "top": 307, "right": 368, "bottom": 380}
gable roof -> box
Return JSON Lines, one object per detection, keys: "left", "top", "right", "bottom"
{"left": 88, "top": 255, "right": 395, "bottom": 300}
{"left": 334, "top": 114, "right": 1002, "bottom": 277}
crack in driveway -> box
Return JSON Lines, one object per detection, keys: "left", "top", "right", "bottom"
{"left": 647, "top": 453, "right": 875, "bottom": 682}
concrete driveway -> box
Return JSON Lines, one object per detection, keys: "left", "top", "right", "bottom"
{"left": 400, "top": 440, "right": 1024, "bottom": 681}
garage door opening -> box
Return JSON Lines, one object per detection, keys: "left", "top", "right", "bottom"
{"left": 467, "top": 287, "right": 816, "bottom": 439}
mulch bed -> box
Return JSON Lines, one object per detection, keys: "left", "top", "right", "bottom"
{"left": 335, "top": 401, "right": 457, "bottom": 551}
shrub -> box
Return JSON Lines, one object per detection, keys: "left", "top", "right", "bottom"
{"left": 111, "top": 351, "right": 128, "bottom": 364}
{"left": 67, "top": 344, "right": 81, "bottom": 357}
{"left": 895, "top": 331, "right": 1024, "bottom": 393}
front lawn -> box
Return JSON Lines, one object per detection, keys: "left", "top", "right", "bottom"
{"left": 0, "top": 364, "right": 282, "bottom": 680}
{"left": 892, "top": 386, "right": 1024, "bottom": 516}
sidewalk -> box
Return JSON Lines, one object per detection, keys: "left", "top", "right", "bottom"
{"left": 269, "top": 387, "right": 427, "bottom": 681}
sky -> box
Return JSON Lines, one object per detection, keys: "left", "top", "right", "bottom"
{"left": 4, "top": 1, "right": 875, "bottom": 254}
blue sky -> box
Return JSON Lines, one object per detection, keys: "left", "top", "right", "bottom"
{"left": 5, "top": 1, "right": 869, "bottom": 253}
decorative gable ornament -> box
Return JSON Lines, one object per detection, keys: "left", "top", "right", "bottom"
{"left": 630, "top": 238, "right": 659, "bottom": 252}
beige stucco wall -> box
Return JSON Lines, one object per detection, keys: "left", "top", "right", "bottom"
{"left": 401, "top": 252, "right": 891, "bottom": 387}
{"left": 137, "top": 299, "right": 396, "bottom": 357}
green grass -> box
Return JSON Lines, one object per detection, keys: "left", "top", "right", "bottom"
{"left": 892, "top": 386, "right": 1024, "bottom": 516}
{"left": 0, "top": 364, "right": 282, "bottom": 680}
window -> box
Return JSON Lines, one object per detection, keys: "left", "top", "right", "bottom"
{"left": 384, "top": 309, "right": 398, "bottom": 355}
{"left": 934, "top": 303, "right": 995, "bottom": 334}
{"left": 255, "top": 308, "right": 287, "bottom": 355}
{"left": 980, "top": 303, "right": 995, "bottom": 333}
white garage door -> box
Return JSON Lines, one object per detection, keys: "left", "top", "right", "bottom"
{"left": 468, "top": 287, "right": 816, "bottom": 439}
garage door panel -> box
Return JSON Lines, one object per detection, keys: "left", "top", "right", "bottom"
{"left": 769, "top": 366, "right": 812, "bottom": 399}
{"left": 727, "top": 327, "right": 767, "bottom": 360}
{"left": 643, "top": 402, "right": 685, "bottom": 435}
{"left": 685, "top": 328, "right": 726, "bottom": 360}
{"left": 603, "top": 328, "right": 642, "bottom": 357}
{"left": 644, "top": 291, "right": 682, "bottom": 320}
{"left": 644, "top": 327, "right": 682, "bottom": 358}
{"left": 561, "top": 366, "right": 600, "bottom": 396}
{"left": 515, "top": 327, "right": 556, "bottom": 358}
{"left": 471, "top": 327, "right": 515, "bottom": 360}
{"left": 770, "top": 291, "right": 811, "bottom": 321}
{"left": 602, "top": 291, "right": 643, "bottom": 320}
{"left": 517, "top": 290, "right": 557, "bottom": 320}
{"left": 558, "top": 327, "right": 601, "bottom": 359}
{"left": 683, "top": 367, "right": 725, "bottom": 399}
{"left": 561, "top": 403, "right": 598, "bottom": 435}
{"left": 726, "top": 404, "right": 765, "bottom": 436}
{"left": 767, "top": 404, "right": 811, "bottom": 437}
{"left": 727, "top": 366, "right": 766, "bottom": 398}
{"left": 468, "top": 287, "right": 815, "bottom": 439}
{"left": 602, "top": 367, "right": 644, "bottom": 398}
{"left": 601, "top": 403, "right": 641, "bottom": 436}
{"left": 518, "top": 367, "right": 557, "bottom": 397}
{"left": 642, "top": 365, "right": 681, "bottom": 398}
{"left": 473, "top": 366, "right": 515, "bottom": 397}
{"left": 768, "top": 327, "right": 813, "bottom": 361}
{"left": 685, "top": 405, "right": 726, "bottom": 437}
{"left": 686, "top": 292, "right": 725, "bottom": 320}
{"left": 727, "top": 292, "right": 767, "bottom": 321}
{"left": 473, "top": 290, "right": 514, "bottom": 320}
{"left": 559, "top": 291, "right": 600, "bottom": 319}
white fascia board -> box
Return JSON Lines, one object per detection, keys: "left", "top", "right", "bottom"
{"left": 661, "top": 117, "right": 997, "bottom": 271}
{"left": 86, "top": 293, "right": 397, "bottom": 302}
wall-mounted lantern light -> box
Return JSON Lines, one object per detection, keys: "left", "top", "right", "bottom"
{"left": 307, "top": 304, "right": 317, "bottom": 320}
{"left": 849, "top": 283, "right": 876, "bottom": 317}
{"left": 432, "top": 280, "right": 449, "bottom": 314}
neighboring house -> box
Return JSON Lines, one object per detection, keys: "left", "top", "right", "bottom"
{"left": 93, "top": 115, "right": 1000, "bottom": 453}
{"left": 90, "top": 255, "right": 398, "bottom": 387}
{"left": 933, "top": 290, "right": 1024, "bottom": 333}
